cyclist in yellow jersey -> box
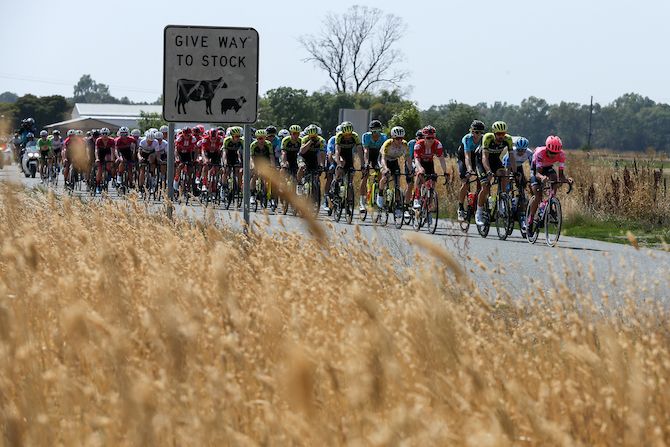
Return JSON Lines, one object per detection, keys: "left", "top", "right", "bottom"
{"left": 475, "top": 121, "right": 515, "bottom": 226}
{"left": 297, "top": 125, "right": 326, "bottom": 194}
{"left": 378, "top": 126, "right": 408, "bottom": 208}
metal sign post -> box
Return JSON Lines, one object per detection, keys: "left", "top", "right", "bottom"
{"left": 167, "top": 122, "right": 175, "bottom": 219}
{"left": 243, "top": 124, "right": 251, "bottom": 230}
{"left": 162, "top": 25, "right": 259, "bottom": 227}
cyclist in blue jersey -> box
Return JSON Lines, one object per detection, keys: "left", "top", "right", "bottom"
{"left": 323, "top": 124, "right": 341, "bottom": 210}
{"left": 359, "top": 119, "right": 388, "bottom": 212}
{"left": 265, "top": 126, "right": 282, "bottom": 167}
{"left": 457, "top": 120, "right": 485, "bottom": 221}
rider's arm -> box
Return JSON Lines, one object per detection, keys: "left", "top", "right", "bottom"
{"left": 299, "top": 139, "right": 312, "bottom": 155}
{"left": 465, "top": 151, "right": 473, "bottom": 173}
{"left": 482, "top": 150, "right": 491, "bottom": 173}
{"left": 438, "top": 155, "right": 447, "bottom": 175}
{"left": 334, "top": 144, "right": 342, "bottom": 167}
{"left": 363, "top": 146, "right": 369, "bottom": 167}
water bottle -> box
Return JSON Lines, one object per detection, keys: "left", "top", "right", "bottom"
{"left": 467, "top": 192, "right": 475, "bottom": 208}
{"left": 511, "top": 197, "right": 518, "bottom": 213}
{"left": 488, "top": 193, "right": 496, "bottom": 210}
{"left": 386, "top": 187, "right": 393, "bottom": 205}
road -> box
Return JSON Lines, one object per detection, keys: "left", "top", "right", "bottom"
{"left": 2, "top": 163, "right": 668, "bottom": 304}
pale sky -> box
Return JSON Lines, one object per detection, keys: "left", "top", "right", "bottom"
{"left": 2, "top": 0, "right": 669, "bottom": 108}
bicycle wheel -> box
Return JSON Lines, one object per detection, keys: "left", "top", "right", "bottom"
{"left": 310, "top": 177, "right": 321, "bottom": 217}
{"left": 345, "top": 175, "right": 354, "bottom": 224}
{"left": 495, "top": 194, "right": 512, "bottom": 241}
{"left": 476, "top": 201, "right": 490, "bottom": 238}
{"left": 393, "top": 188, "right": 404, "bottom": 229}
{"left": 525, "top": 198, "right": 539, "bottom": 244}
{"left": 427, "top": 191, "right": 438, "bottom": 234}
{"left": 545, "top": 197, "right": 562, "bottom": 247}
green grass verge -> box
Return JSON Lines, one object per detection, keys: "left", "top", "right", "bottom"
{"left": 563, "top": 214, "right": 670, "bottom": 247}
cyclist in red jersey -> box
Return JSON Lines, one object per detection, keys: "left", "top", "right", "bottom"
{"left": 115, "top": 126, "right": 136, "bottom": 188}
{"left": 173, "top": 127, "right": 197, "bottom": 192}
{"left": 200, "top": 128, "right": 224, "bottom": 192}
{"left": 412, "top": 125, "right": 448, "bottom": 208}
{"left": 62, "top": 130, "right": 86, "bottom": 184}
{"left": 95, "top": 128, "right": 116, "bottom": 189}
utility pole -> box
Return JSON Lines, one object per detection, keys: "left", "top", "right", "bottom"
{"left": 587, "top": 95, "right": 593, "bottom": 150}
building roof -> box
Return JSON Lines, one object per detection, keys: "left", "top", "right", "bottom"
{"left": 44, "top": 117, "right": 121, "bottom": 130}
{"left": 73, "top": 103, "right": 162, "bottom": 118}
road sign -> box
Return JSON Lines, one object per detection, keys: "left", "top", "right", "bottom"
{"left": 163, "top": 25, "right": 259, "bottom": 123}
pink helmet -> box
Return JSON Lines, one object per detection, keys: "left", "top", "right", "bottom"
{"left": 545, "top": 135, "right": 563, "bottom": 153}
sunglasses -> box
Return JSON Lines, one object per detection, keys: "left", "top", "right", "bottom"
{"left": 425, "top": 136, "right": 435, "bottom": 140}
{"left": 394, "top": 136, "right": 403, "bottom": 140}
{"left": 494, "top": 132, "right": 506, "bottom": 137}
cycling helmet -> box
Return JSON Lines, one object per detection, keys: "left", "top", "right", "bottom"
{"left": 183, "top": 127, "right": 192, "bottom": 134}
{"left": 306, "top": 126, "right": 318, "bottom": 136}
{"left": 86, "top": 131, "right": 92, "bottom": 137}
{"left": 278, "top": 129, "right": 289, "bottom": 139}
{"left": 208, "top": 128, "right": 218, "bottom": 138}
{"left": 390, "top": 126, "right": 405, "bottom": 138}
{"left": 131, "top": 129, "right": 141, "bottom": 138}
{"left": 39, "top": 130, "right": 48, "bottom": 137}
{"left": 255, "top": 129, "right": 267, "bottom": 138}
{"left": 369, "top": 119, "right": 382, "bottom": 131}
{"left": 26, "top": 132, "right": 34, "bottom": 139}
{"left": 159, "top": 125, "right": 169, "bottom": 133}
{"left": 335, "top": 125, "right": 342, "bottom": 134}
{"left": 491, "top": 121, "right": 508, "bottom": 134}
{"left": 341, "top": 123, "right": 354, "bottom": 134}
{"left": 154, "top": 130, "right": 163, "bottom": 140}
{"left": 516, "top": 137, "right": 529, "bottom": 150}
{"left": 196, "top": 124, "right": 205, "bottom": 134}
{"left": 317, "top": 126, "right": 322, "bottom": 136}
{"left": 288, "top": 124, "right": 302, "bottom": 133}
{"left": 146, "top": 131, "right": 155, "bottom": 141}
{"left": 75, "top": 130, "right": 84, "bottom": 136}
{"left": 229, "top": 126, "right": 241, "bottom": 136}
{"left": 341, "top": 121, "right": 353, "bottom": 128}
{"left": 422, "top": 125, "right": 436, "bottom": 137}
{"left": 415, "top": 130, "right": 424, "bottom": 139}
{"left": 92, "top": 130, "right": 100, "bottom": 138}
{"left": 545, "top": 135, "right": 563, "bottom": 153}
{"left": 119, "top": 126, "right": 129, "bottom": 136}
{"left": 100, "top": 128, "right": 110, "bottom": 135}
{"left": 66, "top": 129, "right": 74, "bottom": 137}
{"left": 52, "top": 129, "right": 60, "bottom": 136}
{"left": 193, "top": 127, "right": 202, "bottom": 136}
{"left": 470, "top": 120, "right": 486, "bottom": 132}
{"left": 265, "top": 125, "right": 277, "bottom": 135}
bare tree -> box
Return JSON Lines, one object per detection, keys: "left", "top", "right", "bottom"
{"left": 299, "top": 5, "right": 408, "bottom": 94}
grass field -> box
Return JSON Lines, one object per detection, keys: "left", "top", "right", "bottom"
{"left": 1, "top": 184, "right": 669, "bottom": 445}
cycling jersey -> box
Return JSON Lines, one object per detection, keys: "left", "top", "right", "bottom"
{"left": 223, "top": 136, "right": 244, "bottom": 152}
{"left": 532, "top": 147, "right": 565, "bottom": 172}
{"left": 326, "top": 135, "right": 336, "bottom": 155}
{"left": 115, "top": 135, "right": 135, "bottom": 151}
{"left": 503, "top": 148, "right": 534, "bottom": 168}
{"left": 480, "top": 132, "right": 513, "bottom": 156}
{"left": 361, "top": 132, "right": 387, "bottom": 150}
{"left": 459, "top": 133, "right": 481, "bottom": 159}
{"left": 250, "top": 139, "right": 273, "bottom": 158}
{"left": 413, "top": 139, "right": 444, "bottom": 162}
{"left": 36, "top": 137, "right": 52, "bottom": 152}
{"left": 155, "top": 140, "right": 168, "bottom": 153}
{"left": 269, "top": 135, "right": 282, "bottom": 161}
{"left": 300, "top": 135, "right": 326, "bottom": 153}
{"left": 138, "top": 138, "right": 158, "bottom": 153}
{"left": 176, "top": 135, "right": 197, "bottom": 153}
{"left": 335, "top": 132, "right": 361, "bottom": 153}
{"left": 48, "top": 136, "right": 64, "bottom": 151}
{"left": 407, "top": 139, "right": 418, "bottom": 159}
{"left": 380, "top": 139, "right": 407, "bottom": 161}
{"left": 199, "top": 136, "right": 223, "bottom": 153}
{"left": 281, "top": 136, "right": 302, "bottom": 152}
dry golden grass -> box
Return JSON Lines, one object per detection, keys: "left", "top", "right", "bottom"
{"left": 1, "top": 183, "right": 669, "bottom": 446}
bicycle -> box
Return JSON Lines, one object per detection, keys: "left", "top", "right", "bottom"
{"left": 459, "top": 174, "right": 480, "bottom": 233}
{"left": 506, "top": 174, "right": 529, "bottom": 239}
{"left": 177, "top": 161, "right": 196, "bottom": 205}
{"left": 379, "top": 169, "right": 405, "bottom": 228}
{"left": 360, "top": 166, "right": 382, "bottom": 222}
{"left": 413, "top": 173, "right": 446, "bottom": 234}
{"left": 301, "top": 166, "right": 322, "bottom": 217}
{"left": 202, "top": 162, "right": 223, "bottom": 207}
{"left": 330, "top": 167, "right": 357, "bottom": 224}
{"left": 476, "top": 174, "right": 515, "bottom": 240}
{"left": 65, "top": 165, "right": 83, "bottom": 195}
{"left": 222, "top": 164, "right": 242, "bottom": 210}
{"left": 526, "top": 180, "right": 573, "bottom": 246}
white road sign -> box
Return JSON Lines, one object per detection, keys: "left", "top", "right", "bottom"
{"left": 163, "top": 25, "right": 259, "bottom": 123}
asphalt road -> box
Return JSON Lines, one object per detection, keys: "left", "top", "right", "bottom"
{"left": 2, "top": 163, "right": 668, "bottom": 304}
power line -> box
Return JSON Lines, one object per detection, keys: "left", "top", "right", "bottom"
{"left": 0, "top": 73, "right": 160, "bottom": 95}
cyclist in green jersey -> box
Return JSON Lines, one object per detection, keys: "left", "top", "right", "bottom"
{"left": 250, "top": 128, "right": 274, "bottom": 205}
{"left": 281, "top": 124, "right": 303, "bottom": 179}
{"left": 297, "top": 125, "right": 326, "bottom": 194}
{"left": 36, "top": 130, "right": 53, "bottom": 181}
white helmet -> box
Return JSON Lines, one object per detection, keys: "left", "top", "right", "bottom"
{"left": 278, "top": 129, "right": 289, "bottom": 139}
{"left": 159, "top": 125, "right": 169, "bottom": 133}
{"left": 335, "top": 125, "right": 342, "bottom": 134}
{"left": 75, "top": 130, "right": 84, "bottom": 136}
{"left": 146, "top": 131, "right": 154, "bottom": 141}
{"left": 119, "top": 126, "right": 129, "bottom": 136}
{"left": 148, "top": 128, "right": 158, "bottom": 135}
{"left": 67, "top": 129, "right": 75, "bottom": 137}
{"left": 154, "top": 130, "right": 163, "bottom": 140}
{"left": 100, "top": 128, "right": 110, "bottom": 135}
{"left": 40, "top": 130, "right": 48, "bottom": 137}
{"left": 131, "top": 129, "right": 141, "bottom": 137}
{"left": 390, "top": 126, "right": 405, "bottom": 138}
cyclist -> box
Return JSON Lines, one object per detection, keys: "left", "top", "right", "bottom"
{"left": 332, "top": 121, "right": 362, "bottom": 195}
{"left": 36, "top": 130, "right": 53, "bottom": 181}
{"left": 280, "top": 124, "right": 302, "bottom": 181}
{"left": 474, "top": 121, "right": 515, "bottom": 226}
{"left": 173, "top": 127, "right": 198, "bottom": 193}
{"left": 136, "top": 130, "right": 158, "bottom": 191}
{"left": 200, "top": 128, "right": 224, "bottom": 192}
{"left": 159, "top": 125, "right": 169, "bottom": 141}
{"left": 115, "top": 126, "right": 137, "bottom": 188}
{"left": 265, "top": 125, "right": 282, "bottom": 167}
{"left": 503, "top": 136, "right": 533, "bottom": 190}
{"left": 154, "top": 130, "right": 168, "bottom": 184}
{"left": 457, "top": 120, "right": 485, "bottom": 222}
{"left": 359, "top": 119, "right": 388, "bottom": 212}
{"left": 412, "top": 125, "right": 447, "bottom": 209}
{"left": 62, "top": 129, "right": 86, "bottom": 185}
{"left": 404, "top": 130, "right": 422, "bottom": 212}
{"left": 221, "top": 126, "right": 244, "bottom": 195}
{"left": 323, "top": 124, "right": 342, "bottom": 210}
{"left": 95, "top": 128, "right": 116, "bottom": 190}
{"left": 527, "top": 135, "right": 573, "bottom": 236}
{"left": 49, "top": 130, "right": 64, "bottom": 175}
{"left": 378, "top": 126, "right": 407, "bottom": 210}
{"left": 298, "top": 125, "right": 326, "bottom": 195}
{"left": 130, "top": 129, "right": 142, "bottom": 146}
{"left": 250, "top": 128, "right": 274, "bottom": 204}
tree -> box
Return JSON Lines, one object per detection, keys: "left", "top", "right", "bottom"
{"left": 263, "top": 87, "right": 315, "bottom": 129}
{"left": 299, "top": 5, "right": 407, "bottom": 93}
{"left": 0, "top": 92, "right": 18, "bottom": 103}
{"left": 13, "top": 94, "right": 70, "bottom": 130}
{"left": 73, "top": 74, "right": 119, "bottom": 103}
{"left": 137, "top": 111, "right": 166, "bottom": 133}
{"left": 388, "top": 104, "right": 421, "bottom": 137}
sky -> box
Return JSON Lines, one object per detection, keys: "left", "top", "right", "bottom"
{"left": 2, "top": 0, "right": 669, "bottom": 108}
